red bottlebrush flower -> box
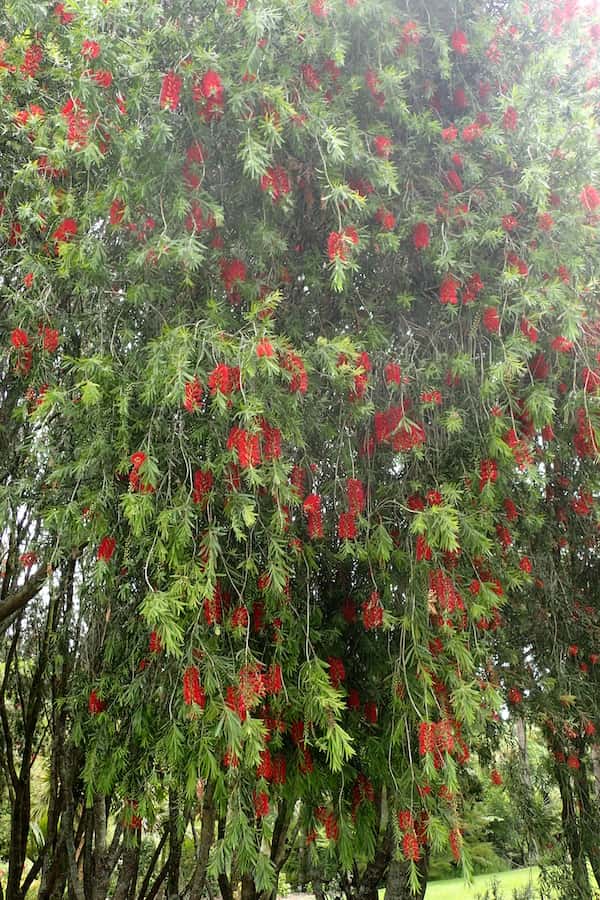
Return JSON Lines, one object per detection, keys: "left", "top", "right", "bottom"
{"left": 362, "top": 591, "right": 383, "bottom": 630}
{"left": 572, "top": 491, "right": 593, "bottom": 516}
{"left": 449, "top": 828, "right": 462, "bottom": 862}
{"left": 342, "top": 597, "right": 357, "bottom": 624}
{"left": 451, "top": 29, "right": 469, "bottom": 54}
{"left": 282, "top": 352, "right": 308, "bottom": 394}
{"left": 338, "top": 512, "right": 357, "bottom": 540}
{"left": 446, "top": 169, "right": 463, "bottom": 192}
{"left": 130, "top": 451, "right": 146, "bottom": 470}
{"left": 301, "top": 64, "right": 321, "bottom": 90}
{"left": 52, "top": 218, "right": 78, "bottom": 245}
{"left": 253, "top": 790, "right": 270, "bottom": 818}
{"left": 413, "top": 222, "right": 430, "bottom": 250}
{"left": 23, "top": 273, "right": 34, "bottom": 288}
{"left": 19, "top": 552, "right": 38, "bottom": 568}
{"left": 88, "top": 689, "right": 106, "bottom": 715}
{"left": 508, "top": 687, "right": 522, "bottom": 705}
{"left": 208, "top": 363, "right": 240, "bottom": 396}
{"left": 256, "top": 338, "right": 274, "bottom": 358}
{"left": 43, "top": 327, "right": 59, "bottom": 351}
{"left": 327, "top": 226, "right": 359, "bottom": 262}
{"left": 490, "top": 769, "right": 502, "bottom": 786}
{"left": 219, "top": 258, "right": 247, "bottom": 293}
{"left": 373, "top": 135, "right": 393, "bottom": 158}
{"left": 551, "top": 336, "right": 574, "bottom": 353}
{"left": 260, "top": 166, "right": 291, "bottom": 200}
{"left": 502, "top": 214, "right": 518, "bottom": 232}
{"left": 21, "top": 44, "right": 43, "bottom": 78}
{"left": 265, "top": 663, "right": 283, "bottom": 694}
{"left": 327, "top": 656, "right": 346, "bottom": 688}
{"left": 97, "top": 536, "right": 116, "bottom": 562}
{"left": 479, "top": 458, "right": 498, "bottom": 491}
{"left": 440, "top": 275, "right": 459, "bottom": 305}
{"left": 10, "top": 328, "right": 29, "bottom": 349}
{"left": 184, "top": 377, "right": 204, "bottom": 412}
{"left": 303, "top": 493, "right": 324, "bottom": 538}
{"left": 347, "top": 688, "right": 361, "bottom": 711}
{"left": 519, "top": 557, "right": 532, "bottom": 574}
{"left": 408, "top": 494, "right": 425, "bottom": 511}
{"left": 427, "top": 489, "right": 443, "bottom": 506}
{"left": 310, "top": 0, "right": 328, "bottom": 17}
{"left": 416, "top": 535, "right": 432, "bottom": 562}
{"left": 520, "top": 318, "right": 538, "bottom": 343}
{"left": 192, "top": 468, "right": 213, "bottom": 504}
{"left": 347, "top": 478, "right": 366, "bottom": 515}
{"left": 483, "top": 307, "right": 501, "bottom": 334}
{"left": 109, "top": 199, "right": 125, "bottom": 226}
{"left": 384, "top": 361, "right": 402, "bottom": 385}
{"left": 81, "top": 39, "right": 101, "bottom": 58}
{"left": 54, "top": 3, "right": 75, "bottom": 23}
{"left": 530, "top": 352, "right": 549, "bottom": 380}
{"left": 567, "top": 755, "right": 580, "bottom": 770}
{"left": 149, "top": 631, "right": 162, "bottom": 653}
{"left": 225, "top": 685, "right": 247, "bottom": 721}
{"left": 257, "top": 748, "right": 273, "bottom": 780}
{"left": 231, "top": 605, "right": 249, "bottom": 629}
{"left": 397, "top": 810, "right": 415, "bottom": 832}
{"left": 402, "top": 831, "right": 421, "bottom": 861}
{"left": 88, "top": 69, "right": 113, "bottom": 88}
{"left": 375, "top": 207, "right": 396, "bottom": 230}
{"left": 538, "top": 212, "right": 554, "bottom": 231}
{"left": 441, "top": 124, "right": 458, "bottom": 142}
{"left": 568, "top": 644, "right": 579, "bottom": 657}
{"left": 582, "top": 368, "right": 600, "bottom": 392}
{"left": 461, "top": 122, "right": 482, "bottom": 142}
{"left": 496, "top": 524, "right": 512, "bottom": 549}
{"left": 503, "top": 106, "right": 518, "bottom": 130}
{"left": 580, "top": 184, "right": 600, "bottom": 211}
{"left": 160, "top": 71, "right": 183, "bottom": 110}
{"left": 227, "top": 427, "right": 261, "bottom": 469}
{"left": 226, "top": 0, "right": 247, "bottom": 13}
{"left": 364, "top": 701, "right": 378, "bottom": 724}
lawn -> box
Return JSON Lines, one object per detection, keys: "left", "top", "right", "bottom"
{"left": 423, "top": 866, "right": 541, "bottom": 899}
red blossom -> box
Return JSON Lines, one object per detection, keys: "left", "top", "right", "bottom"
{"left": 327, "top": 226, "right": 359, "bottom": 261}
{"left": 440, "top": 275, "right": 459, "bottom": 305}
{"left": 451, "top": 29, "right": 469, "bottom": 54}
{"left": 160, "top": 71, "right": 183, "bottom": 110}
{"left": 503, "top": 106, "right": 518, "bottom": 130}
{"left": 88, "top": 690, "right": 106, "bottom": 715}
{"left": 373, "top": 135, "right": 393, "bottom": 158}
{"left": 97, "top": 536, "right": 116, "bottom": 562}
{"left": 184, "top": 377, "right": 204, "bottom": 412}
{"left": 413, "top": 222, "right": 430, "bottom": 249}
{"left": 580, "top": 184, "right": 600, "bottom": 211}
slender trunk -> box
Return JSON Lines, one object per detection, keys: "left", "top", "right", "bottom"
{"left": 113, "top": 841, "right": 141, "bottom": 900}
{"left": 136, "top": 827, "right": 169, "bottom": 900}
{"left": 167, "top": 788, "right": 183, "bottom": 898}
{"left": 241, "top": 873, "right": 257, "bottom": 900}
{"left": 556, "top": 764, "right": 592, "bottom": 899}
{"left": 188, "top": 781, "right": 217, "bottom": 899}
{"left": 385, "top": 849, "right": 428, "bottom": 900}
{"left": 6, "top": 776, "right": 31, "bottom": 900}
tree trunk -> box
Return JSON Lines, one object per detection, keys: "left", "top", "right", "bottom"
{"left": 556, "top": 764, "right": 593, "bottom": 899}
{"left": 6, "top": 776, "right": 31, "bottom": 900}
{"left": 385, "top": 850, "right": 428, "bottom": 900}
{"left": 241, "top": 873, "right": 257, "bottom": 900}
{"left": 188, "top": 781, "right": 217, "bottom": 899}
{"left": 113, "top": 841, "right": 141, "bottom": 900}
{"left": 167, "top": 789, "right": 183, "bottom": 898}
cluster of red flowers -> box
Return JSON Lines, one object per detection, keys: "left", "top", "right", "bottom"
{"left": 192, "top": 468, "right": 213, "bottom": 504}
{"left": 149, "top": 631, "right": 162, "bottom": 653}
{"left": 208, "top": 363, "right": 241, "bottom": 396}
{"left": 327, "top": 656, "right": 346, "bottom": 689}
{"left": 327, "top": 226, "right": 359, "bottom": 262}
{"left": 21, "top": 43, "right": 43, "bottom": 78}
{"left": 193, "top": 70, "right": 224, "bottom": 121}
{"left": 479, "top": 458, "right": 498, "bottom": 492}
{"left": 129, "top": 451, "right": 154, "bottom": 493}
{"left": 260, "top": 166, "right": 291, "bottom": 200}
{"left": 88, "top": 689, "right": 106, "bottom": 715}
{"left": 227, "top": 427, "right": 261, "bottom": 468}
{"left": 483, "top": 306, "right": 501, "bottom": 334}
{"left": 97, "top": 536, "right": 116, "bottom": 562}
{"left": 362, "top": 590, "right": 383, "bottom": 630}
{"left": 303, "top": 493, "right": 323, "bottom": 538}
{"left": 253, "top": 790, "right": 269, "bottom": 818}
{"left": 281, "top": 351, "right": 308, "bottom": 394}
{"left": 256, "top": 748, "right": 286, "bottom": 784}
{"left": 574, "top": 407, "right": 598, "bottom": 458}
{"left": 183, "top": 665, "right": 206, "bottom": 708}
{"left": 315, "top": 807, "right": 339, "bottom": 841}
{"left": 61, "top": 98, "right": 90, "bottom": 149}
{"left": 413, "top": 221, "right": 430, "bottom": 250}
{"left": 52, "top": 217, "right": 78, "bottom": 250}
{"left": 219, "top": 257, "right": 247, "bottom": 299}
{"left": 373, "top": 404, "right": 426, "bottom": 452}
{"left": 183, "top": 377, "right": 203, "bottom": 412}
{"left": 226, "top": 0, "right": 247, "bottom": 14}
{"left": 160, "top": 71, "right": 183, "bottom": 110}
{"left": 182, "top": 141, "right": 205, "bottom": 190}
{"left": 428, "top": 570, "right": 464, "bottom": 617}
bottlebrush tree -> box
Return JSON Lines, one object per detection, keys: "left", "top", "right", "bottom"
{"left": 2, "top": 0, "right": 600, "bottom": 897}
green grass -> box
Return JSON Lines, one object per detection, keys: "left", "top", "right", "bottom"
{"left": 423, "top": 867, "right": 541, "bottom": 899}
